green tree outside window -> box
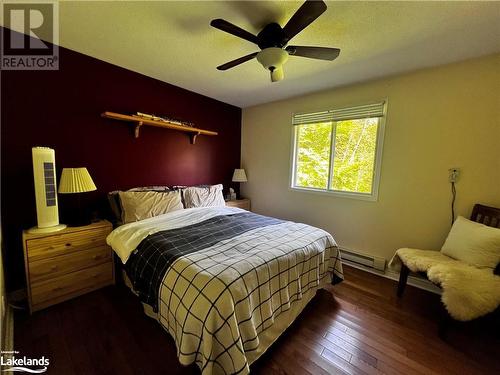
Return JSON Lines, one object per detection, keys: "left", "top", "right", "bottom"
{"left": 294, "top": 118, "right": 379, "bottom": 194}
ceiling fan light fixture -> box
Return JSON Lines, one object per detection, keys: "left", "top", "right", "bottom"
{"left": 256, "top": 47, "right": 289, "bottom": 78}
{"left": 270, "top": 66, "right": 284, "bottom": 82}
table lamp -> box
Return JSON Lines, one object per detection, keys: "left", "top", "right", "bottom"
{"left": 59, "top": 168, "right": 97, "bottom": 226}
{"left": 232, "top": 169, "right": 247, "bottom": 200}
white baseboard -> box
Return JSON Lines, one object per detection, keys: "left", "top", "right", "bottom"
{"left": 341, "top": 259, "right": 441, "bottom": 295}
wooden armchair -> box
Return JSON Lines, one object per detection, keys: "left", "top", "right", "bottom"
{"left": 396, "top": 204, "right": 500, "bottom": 335}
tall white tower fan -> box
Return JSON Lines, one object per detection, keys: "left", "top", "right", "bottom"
{"left": 28, "top": 147, "right": 66, "bottom": 234}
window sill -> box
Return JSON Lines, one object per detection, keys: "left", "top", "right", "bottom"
{"left": 289, "top": 186, "right": 378, "bottom": 202}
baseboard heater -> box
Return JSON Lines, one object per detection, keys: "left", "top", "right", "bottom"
{"left": 339, "top": 248, "right": 386, "bottom": 272}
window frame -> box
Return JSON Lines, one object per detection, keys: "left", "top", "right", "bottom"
{"left": 289, "top": 101, "right": 387, "bottom": 201}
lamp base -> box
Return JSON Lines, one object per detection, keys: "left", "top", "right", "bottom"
{"left": 28, "top": 224, "right": 67, "bottom": 234}
{"left": 66, "top": 218, "right": 92, "bottom": 227}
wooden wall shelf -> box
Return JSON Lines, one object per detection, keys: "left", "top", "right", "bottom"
{"left": 101, "top": 111, "right": 218, "bottom": 144}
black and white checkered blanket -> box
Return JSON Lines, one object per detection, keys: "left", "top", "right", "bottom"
{"left": 125, "top": 212, "right": 284, "bottom": 310}
{"left": 116, "top": 209, "right": 342, "bottom": 375}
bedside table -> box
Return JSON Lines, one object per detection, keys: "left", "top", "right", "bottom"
{"left": 226, "top": 198, "right": 251, "bottom": 211}
{"left": 22, "top": 220, "right": 115, "bottom": 313}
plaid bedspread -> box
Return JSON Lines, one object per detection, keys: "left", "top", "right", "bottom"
{"left": 125, "top": 212, "right": 283, "bottom": 310}
{"left": 153, "top": 214, "right": 343, "bottom": 374}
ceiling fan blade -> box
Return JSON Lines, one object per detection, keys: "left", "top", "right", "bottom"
{"left": 217, "top": 52, "right": 259, "bottom": 71}
{"left": 286, "top": 46, "right": 340, "bottom": 61}
{"left": 210, "top": 19, "right": 259, "bottom": 45}
{"left": 283, "top": 0, "right": 327, "bottom": 42}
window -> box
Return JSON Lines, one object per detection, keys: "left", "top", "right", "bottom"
{"left": 291, "top": 102, "right": 386, "bottom": 200}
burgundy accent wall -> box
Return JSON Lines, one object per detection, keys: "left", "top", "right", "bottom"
{"left": 1, "top": 42, "right": 241, "bottom": 290}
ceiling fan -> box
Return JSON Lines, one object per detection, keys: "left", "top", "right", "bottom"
{"left": 210, "top": 0, "right": 340, "bottom": 82}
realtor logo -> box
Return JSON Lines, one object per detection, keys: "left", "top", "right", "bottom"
{"left": 1, "top": 351, "right": 49, "bottom": 373}
{"left": 1, "top": 1, "right": 59, "bottom": 70}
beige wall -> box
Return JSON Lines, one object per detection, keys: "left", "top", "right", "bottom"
{"left": 241, "top": 53, "right": 500, "bottom": 262}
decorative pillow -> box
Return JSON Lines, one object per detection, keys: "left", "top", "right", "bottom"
{"left": 107, "top": 191, "right": 124, "bottom": 225}
{"left": 441, "top": 216, "right": 500, "bottom": 269}
{"left": 183, "top": 184, "right": 225, "bottom": 209}
{"left": 118, "top": 190, "right": 183, "bottom": 224}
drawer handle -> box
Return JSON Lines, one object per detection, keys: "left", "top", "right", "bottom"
{"left": 92, "top": 255, "right": 101, "bottom": 260}
{"left": 50, "top": 265, "right": 58, "bottom": 271}
{"left": 65, "top": 243, "right": 72, "bottom": 247}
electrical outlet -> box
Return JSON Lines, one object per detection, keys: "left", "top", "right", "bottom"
{"left": 449, "top": 168, "right": 460, "bottom": 183}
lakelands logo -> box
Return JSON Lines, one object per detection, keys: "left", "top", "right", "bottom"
{"left": 1, "top": 351, "right": 49, "bottom": 373}
{"left": 1, "top": 1, "right": 59, "bottom": 70}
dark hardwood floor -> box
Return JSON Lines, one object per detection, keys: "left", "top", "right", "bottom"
{"left": 14, "top": 265, "right": 500, "bottom": 374}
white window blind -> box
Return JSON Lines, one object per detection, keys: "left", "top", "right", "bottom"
{"left": 292, "top": 102, "right": 385, "bottom": 125}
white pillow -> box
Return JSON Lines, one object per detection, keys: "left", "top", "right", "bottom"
{"left": 183, "top": 184, "right": 225, "bottom": 208}
{"left": 119, "top": 190, "right": 183, "bottom": 224}
{"left": 441, "top": 216, "right": 500, "bottom": 269}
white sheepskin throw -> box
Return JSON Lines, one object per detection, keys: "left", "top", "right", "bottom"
{"left": 389, "top": 248, "right": 500, "bottom": 321}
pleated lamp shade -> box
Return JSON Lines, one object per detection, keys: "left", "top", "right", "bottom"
{"left": 232, "top": 169, "right": 248, "bottom": 182}
{"left": 58, "top": 168, "right": 97, "bottom": 193}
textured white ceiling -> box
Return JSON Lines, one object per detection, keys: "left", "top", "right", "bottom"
{"left": 54, "top": 1, "right": 500, "bottom": 108}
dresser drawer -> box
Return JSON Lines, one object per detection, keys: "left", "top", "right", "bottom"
{"left": 29, "top": 245, "right": 112, "bottom": 283}
{"left": 31, "top": 262, "right": 113, "bottom": 309}
{"left": 27, "top": 226, "right": 111, "bottom": 262}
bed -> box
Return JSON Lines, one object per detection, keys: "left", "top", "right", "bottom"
{"left": 107, "top": 204, "right": 343, "bottom": 375}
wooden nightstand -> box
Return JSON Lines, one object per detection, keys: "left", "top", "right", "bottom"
{"left": 22, "top": 220, "right": 115, "bottom": 313}
{"left": 226, "top": 198, "right": 251, "bottom": 211}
